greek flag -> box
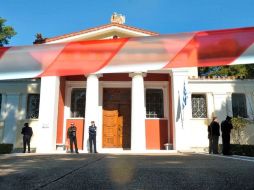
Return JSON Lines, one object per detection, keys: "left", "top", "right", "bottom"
{"left": 182, "top": 82, "right": 187, "bottom": 110}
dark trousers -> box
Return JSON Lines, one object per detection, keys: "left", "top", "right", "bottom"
{"left": 222, "top": 134, "right": 231, "bottom": 155}
{"left": 208, "top": 137, "right": 212, "bottom": 154}
{"left": 70, "top": 136, "right": 78, "bottom": 153}
{"left": 23, "top": 135, "right": 31, "bottom": 153}
{"left": 212, "top": 136, "right": 219, "bottom": 154}
{"left": 89, "top": 135, "right": 97, "bottom": 153}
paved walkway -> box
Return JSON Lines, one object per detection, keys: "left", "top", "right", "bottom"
{"left": 0, "top": 153, "right": 254, "bottom": 190}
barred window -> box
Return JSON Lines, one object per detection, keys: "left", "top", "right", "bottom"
{"left": 146, "top": 89, "right": 164, "bottom": 118}
{"left": 27, "top": 94, "right": 40, "bottom": 119}
{"left": 232, "top": 93, "right": 247, "bottom": 118}
{"left": 71, "top": 88, "right": 86, "bottom": 118}
{"left": 191, "top": 94, "right": 207, "bottom": 118}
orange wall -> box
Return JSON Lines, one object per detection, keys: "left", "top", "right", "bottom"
{"left": 66, "top": 119, "right": 85, "bottom": 150}
{"left": 146, "top": 119, "right": 168, "bottom": 149}
{"left": 56, "top": 77, "right": 65, "bottom": 144}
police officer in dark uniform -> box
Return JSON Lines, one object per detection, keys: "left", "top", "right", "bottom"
{"left": 89, "top": 121, "right": 97, "bottom": 153}
{"left": 21, "top": 123, "right": 33, "bottom": 153}
{"left": 67, "top": 122, "right": 79, "bottom": 153}
{"left": 221, "top": 116, "right": 233, "bottom": 155}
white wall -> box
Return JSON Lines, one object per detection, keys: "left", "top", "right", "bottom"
{"left": 170, "top": 69, "right": 191, "bottom": 150}
{"left": 188, "top": 79, "right": 254, "bottom": 148}
{"left": 0, "top": 79, "right": 40, "bottom": 147}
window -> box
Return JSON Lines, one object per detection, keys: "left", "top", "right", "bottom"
{"left": 27, "top": 94, "right": 40, "bottom": 119}
{"left": 0, "top": 94, "right": 2, "bottom": 113}
{"left": 191, "top": 94, "right": 207, "bottom": 118}
{"left": 146, "top": 89, "right": 164, "bottom": 118}
{"left": 232, "top": 93, "right": 247, "bottom": 118}
{"left": 71, "top": 88, "right": 86, "bottom": 117}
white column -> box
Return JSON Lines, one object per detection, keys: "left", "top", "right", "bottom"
{"left": 130, "top": 72, "right": 146, "bottom": 152}
{"left": 2, "top": 94, "right": 19, "bottom": 146}
{"left": 84, "top": 74, "right": 100, "bottom": 152}
{"left": 207, "top": 92, "right": 215, "bottom": 119}
{"left": 213, "top": 93, "right": 228, "bottom": 122}
{"left": 37, "top": 76, "right": 60, "bottom": 153}
{"left": 246, "top": 93, "right": 254, "bottom": 120}
{"left": 226, "top": 92, "right": 233, "bottom": 118}
{"left": 170, "top": 69, "right": 190, "bottom": 150}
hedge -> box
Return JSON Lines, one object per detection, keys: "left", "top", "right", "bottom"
{"left": 0, "top": 144, "right": 13, "bottom": 154}
{"left": 218, "top": 144, "right": 254, "bottom": 157}
{"left": 231, "top": 144, "right": 254, "bottom": 157}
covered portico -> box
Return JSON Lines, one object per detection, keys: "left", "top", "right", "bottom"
{"left": 36, "top": 70, "right": 182, "bottom": 153}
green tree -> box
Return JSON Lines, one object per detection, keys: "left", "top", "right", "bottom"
{"left": 0, "top": 17, "right": 16, "bottom": 47}
{"left": 198, "top": 64, "right": 254, "bottom": 78}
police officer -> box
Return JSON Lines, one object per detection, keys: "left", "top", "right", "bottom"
{"left": 221, "top": 116, "right": 233, "bottom": 155}
{"left": 67, "top": 122, "right": 79, "bottom": 153}
{"left": 89, "top": 121, "right": 97, "bottom": 153}
{"left": 21, "top": 123, "right": 33, "bottom": 153}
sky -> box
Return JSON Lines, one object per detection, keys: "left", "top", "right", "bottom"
{"left": 1, "top": 0, "right": 254, "bottom": 46}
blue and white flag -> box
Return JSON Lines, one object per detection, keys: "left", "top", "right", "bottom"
{"left": 182, "top": 81, "right": 188, "bottom": 110}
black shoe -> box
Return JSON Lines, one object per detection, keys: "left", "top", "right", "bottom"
{"left": 95, "top": 152, "right": 98, "bottom": 153}
{"left": 76, "top": 152, "right": 79, "bottom": 154}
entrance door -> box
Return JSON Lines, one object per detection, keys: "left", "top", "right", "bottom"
{"left": 103, "top": 110, "right": 118, "bottom": 147}
{"left": 103, "top": 88, "right": 131, "bottom": 148}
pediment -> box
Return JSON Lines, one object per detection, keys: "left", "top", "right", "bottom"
{"left": 45, "top": 23, "right": 158, "bottom": 44}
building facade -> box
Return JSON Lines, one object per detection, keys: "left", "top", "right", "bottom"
{"left": 1, "top": 16, "right": 254, "bottom": 153}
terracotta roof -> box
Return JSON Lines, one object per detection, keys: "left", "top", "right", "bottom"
{"left": 44, "top": 23, "right": 159, "bottom": 43}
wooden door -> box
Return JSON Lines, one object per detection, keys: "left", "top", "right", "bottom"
{"left": 103, "top": 88, "right": 131, "bottom": 148}
{"left": 119, "top": 104, "right": 131, "bottom": 148}
{"left": 103, "top": 110, "right": 118, "bottom": 147}
{"left": 117, "top": 116, "right": 123, "bottom": 147}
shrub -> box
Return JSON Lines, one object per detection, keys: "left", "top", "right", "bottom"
{"left": 0, "top": 144, "right": 13, "bottom": 154}
{"left": 219, "top": 144, "right": 254, "bottom": 157}
{"left": 231, "top": 144, "right": 254, "bottom": 157}
{"left": 231, "top": 117, "right": 251, "bottom": 144}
